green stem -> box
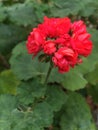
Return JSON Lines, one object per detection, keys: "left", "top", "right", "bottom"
{"left": 44, "top": 62, "right": 53, "bottom": 85}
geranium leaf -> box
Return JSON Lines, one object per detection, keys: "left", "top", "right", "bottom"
{"left": 17, "top": 79, "right": 46, "bottom": 105}
{"left": 60, "top": 92, "right": 96, "bottom": 130}
{"left": 45, "top": 85, "right": 68, "bottom": 112}
{"left": 0, "top": 4, "right": 7, "bottom": 22}
{"left": 8, "top": 2, "right": 37, "bottom": 26}
{"left": 50, "top": 0, "right": 92, "bottom": 17}
{"left": 48, "top": 69, "right": 87, "bottom": 91}
{"left": 11, "top": 102, "right": 53, "bottom": 129}
{"left": 0, "top": 70, "right": 20, "bottom": 94}
{"left": 10, "top": 42, "right": 49, "bottom": 80}
{"left": 85, "top": 64, "right": 98, "bottom": 85}
{"left": 0, "top": 24, "right": 29, "bottom": 54}
{"left": 0, "top": 94, "right": 18, "bottom": 130}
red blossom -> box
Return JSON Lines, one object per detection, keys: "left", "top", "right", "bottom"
{"left": 52, "top": 47, "right": 78, "bottom": 73}
{"left": 71, "top": 20, "right": 86, "bottom": 34}
{"left": 38, "top": 16, "right": 71, "bottom": 37}
{"left": 71, "top": 20, "right": 92, "bottom": 56}
{"left": 26, "top": 28, "right": 45, "bottom": 55}
{"left": 43, "top": 40, "right": 56, "bottom": 55}
{"left": 26, "top": 17, "right": 93, "bottom": 73}
{"left": 55, "top": 34, "right": 71, "bottom": 47}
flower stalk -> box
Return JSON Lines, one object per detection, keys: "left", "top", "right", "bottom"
{"left": 44, "top": 61, "right": 53, "bottom": 85}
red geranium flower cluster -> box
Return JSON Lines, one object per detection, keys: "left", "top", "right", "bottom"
{"left": 26, "top": 16, "right": 92, "bottom": 73}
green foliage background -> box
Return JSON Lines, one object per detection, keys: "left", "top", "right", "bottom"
{"left": 0, "top": 0, "right": 98, "bottom": 130}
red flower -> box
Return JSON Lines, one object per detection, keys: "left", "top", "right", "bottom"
{"left": 71, "top": 21, "right": 92, "bottom": 56}
{"left": 71, "top": 20, "right": 86, "bottom": 35}
{"left": 55, "top": 34, "right": 71, "bottom": 47}
{"left": 52, "top": 47, "right": 78, "bottom": 73}
{"left": 26, "top": 28, "right": 45, "bottom": 55}
{"left": 26, "top": 17, "right": 93, "bottom": 73}
{"left": 38, "top": 16, "right": 71, "bottom": 37}
{"left": 43, "top": 40, "right": 56, "bottom": 55}
{"left": 71, "top": 34, "right": 92, "bottom": 57}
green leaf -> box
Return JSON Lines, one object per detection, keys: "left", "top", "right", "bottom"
{"left": 79, "top": 1, "right": 98, "bottom": 17}
{"left": 82, "top": 29, "right": 98, "bottom": 83}
{"left": 79, "top": 5, "right": 95, "bottom": 17}
{"left": 0, "top": 94, "right": 18, "bottom": 114}
{"left": 0, "top": 5, "right": 7, "bottom": 22}
{"left": 85, "top": 64, "right": 98, "bottom": 85}
{"left": 33, "top": 102, "right": 53, "bottom": 127}
{"left": 50, "top": 0, "right": 92, "bottom": 17}
{"left": 61, "top": 70, "right": 87, "bottom": 91}
{"left": 12, "top": 102, "right": 53, "bottom": 129}
{"left": 17, "top": 79, "right": 46, "bottom": 105}
{"left": 48, "top": 69, "right": 87, "bottom": 91}
{"left": 11, "top": 109, "right": 41, "bottom": 130}
{"left": 10, "top": 42, "right": 49, "bottom": 80}
{"left": 0, "top": 94, "right": 18, "bottom": 130}
{"left": 60, "top": 92, "right": 96, "bottom": 130}
{"left": 0, "top": 94, "right": 53, "bottom": 130}
{"left": 87, "top": 29, "right": 98, "bottom": 66}
{"left": 8, "top": 2, "right": 37, "bottom": 26}
{"left": 45, "top": 85, "right": 68, "bottom": 112}
{"left": 33, "top": 1, "right": 50, "bottom": 22}
{"left": 0, "top": 24, "right": 29, "bottom": 54}
{"left": 0, "top": 70, "right": 20, "bottom": 94}
{"left": 74, "top": 57, "right": 96, "bottom": 75}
